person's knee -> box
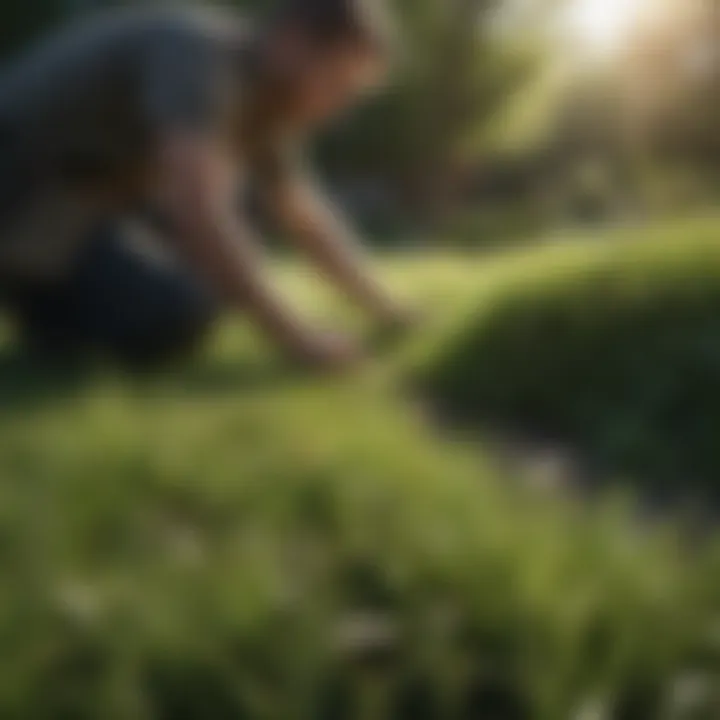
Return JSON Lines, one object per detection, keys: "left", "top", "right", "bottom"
{"left": 115, "top": 282, "right": 220, "bottom": 368}
{"left": 73, "top": 218, "right": 221, "bottom": 369}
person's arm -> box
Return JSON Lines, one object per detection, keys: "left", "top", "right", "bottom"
{"left": 266, "top": 177, "right": 408, "bottom": 326}
{"left": 153, "top": 134, "right": 358, "bottom": 368}
{"left": 253, "top": 142, "right": 412, "bottom": 329}
{"left": 141, "top": 38, "right": 358, "bottom": 368}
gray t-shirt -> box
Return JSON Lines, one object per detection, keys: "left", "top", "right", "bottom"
{"left": 0, "top": 5, "right": 294, "bottom": 277}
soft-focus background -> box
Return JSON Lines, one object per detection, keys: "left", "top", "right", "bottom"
{"left": 1, "top": 1, "right": 720, "bottom": 718}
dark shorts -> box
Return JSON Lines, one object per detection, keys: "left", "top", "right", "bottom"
{"left": 0, "top": 220, "right": 219, "bottom": 367}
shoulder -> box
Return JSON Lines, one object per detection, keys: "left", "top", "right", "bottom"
{"left": 132, "top": 6, "right": 256, "bottom": 132}
{"left": 9, "top": 4, "right": 252, "bottom": 71}
{"left": 116, "top": 4, "right": 254, "bottom": 54}
{"left": 132, "top": 5, "right": 254, "bottom": 90}
{"left": 0, "top": 4, "right": 252, "bottom": 103}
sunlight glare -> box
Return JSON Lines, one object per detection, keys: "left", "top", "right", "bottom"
{"left": 563, "top": 0, "right": 650, "bottom": 56}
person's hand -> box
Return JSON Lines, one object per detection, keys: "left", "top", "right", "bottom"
{"left": 371, "top": 303, "right": 423, "bottom": 350}
{"left": 292, "top": 330, "right": 364, "bottom": 373}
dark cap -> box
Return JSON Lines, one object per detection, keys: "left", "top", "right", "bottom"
{"left": 278, "top": 0, "right": 395, "bottom": 53}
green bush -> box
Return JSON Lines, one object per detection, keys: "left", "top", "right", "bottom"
{"left": 420, "top": 217, "right": 720, "bottom": 503}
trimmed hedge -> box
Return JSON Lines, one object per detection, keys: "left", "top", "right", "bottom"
{"left": 421, "top": 217, "right": 720, "bottom": 502}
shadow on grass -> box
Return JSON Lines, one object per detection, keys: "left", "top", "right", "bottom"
{"left": 141, "top": 356, "right": 304, "bottom": 400}
{"left": 424, "top": 395, "right": 720, "bottom": 521}
{"left": 0, "top": 346, "right": 304, "bottom": 416}
{"left": 0, "top": 350, "right": 93, "bottom": 413}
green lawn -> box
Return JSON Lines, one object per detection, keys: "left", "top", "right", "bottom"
{"left": 1, "top": 235, "right": 719, "bottom": 719}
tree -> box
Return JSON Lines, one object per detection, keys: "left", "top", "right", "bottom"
{"left": 618, "top": 0, "right": 720, "bottom": 180}
{"left": 320, "top": 0, "right": 539, "bottom": 220}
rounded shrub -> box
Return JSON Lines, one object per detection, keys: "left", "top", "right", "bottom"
{"left": 421, "top": 218, "right": 720, "bottom": 502}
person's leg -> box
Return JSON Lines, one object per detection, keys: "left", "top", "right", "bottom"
{"left": 7, "top": 218, "right": 220, "bottom": 367}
